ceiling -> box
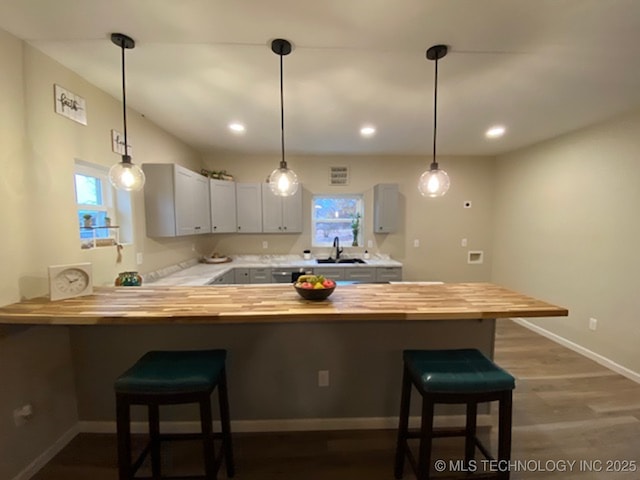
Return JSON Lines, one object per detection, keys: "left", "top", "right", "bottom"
{"left": 2, "top": 0, "right": 640, "bottom": 156}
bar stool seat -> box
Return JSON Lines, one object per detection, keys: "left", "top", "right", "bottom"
{"left": 115, "top": 349, "right": 234, "bottom": 480}
{"left": 395, "top": 348, "right": 515, "bottom": 480}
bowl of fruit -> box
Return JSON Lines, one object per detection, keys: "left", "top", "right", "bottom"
{"left": 294, "top": 274, "right": 336, "bottom": 301}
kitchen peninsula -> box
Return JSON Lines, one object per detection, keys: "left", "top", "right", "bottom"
{"left": 0, "top": 283, "right": 567, "bottom": 426}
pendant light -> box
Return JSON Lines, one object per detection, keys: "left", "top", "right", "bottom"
{"left": 418, "top": 44, "right": 450, "bottom": 198}
{"left": 267, "top": 38, "right": 299, "bottom": 197}
{"left": 108, "top": 33, "right": 145, "bottom": 192}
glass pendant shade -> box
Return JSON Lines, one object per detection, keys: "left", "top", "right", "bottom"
{"left": 268, "top": 166, "right": 299, "bottom": 196}
{"left": 109, "top": 158, "right": 146, "bottom": 191}
{"left": 109, "top": 33, "right": 145, "bottom": 191}
{"left": 418, "top": 166, "right": 450, "bottom": 198}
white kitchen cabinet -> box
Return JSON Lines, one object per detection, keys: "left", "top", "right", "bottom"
{"left": 249, "top": 268, "right": 272, "bottom": 283}
{"left": 375, "top": 267, "right": 403, "bottom": 282}
{"left": 209, "top": 179, "right": 237, "bottom": 233}
{"left": 235, "top": 183, "right": 262, "bottom": 233}
{"left": 234, "top": 268, "right": 251, "bottom": 284}
{"left": 261, "top": 184, "right": 302, "bottom": 233}
{"left": 374, "top": 183, "right": 399, "bottom": 233}
{"left": 313, "top": 267, "right": 345, "bottom": 280}
{"left": 142, "top": 163, "right": 211, "bottom": 237}
{"left": 344, "top": 268, "right": 376, "bottom": 282}
{"left": 207, "top": 270, "right": 235, "bottom": 285}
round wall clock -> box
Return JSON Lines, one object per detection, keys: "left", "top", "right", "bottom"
{"left": 48, "top": 263, "right": 93, "bottom": 301}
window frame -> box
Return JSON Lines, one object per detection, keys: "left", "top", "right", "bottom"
{"left": 311, "top": 194, "right": 364, "bottom": 248}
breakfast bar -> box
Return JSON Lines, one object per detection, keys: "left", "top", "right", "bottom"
{"left": 0, "top": 283, "right": 567, "bottom": 427}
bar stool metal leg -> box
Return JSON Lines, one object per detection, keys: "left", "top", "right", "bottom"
{"left": 465, "top": 402, "right": 478, "bottom": 467}
{"left": 498, "top": 391, "right": 513, "bottom": 480}
{"left": 417, "top": 398, "right": 435, "bottom": 480}
{"left": 116, "top": 395, "right": 132, "bottom": 480}
{"left": 199, "top": 394, "right": 216, "bottom": 480}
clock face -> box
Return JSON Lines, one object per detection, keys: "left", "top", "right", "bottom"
{"left": 49, "top": 263, "right": 93, "bottom": 301}
{"left": 55, "top": 269, "right": 89, "bottom": 295}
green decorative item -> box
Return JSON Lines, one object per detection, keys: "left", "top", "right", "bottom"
{"left": 115, "top": 271, "right": 142, "bottom": 286}
{"left": 351, "top": 213, "right": 361, "bottom": 246}
{"left": 82, "top": 214, "right": 93, "bottom": 228}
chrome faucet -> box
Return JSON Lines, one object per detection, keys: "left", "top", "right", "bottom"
{"left": 332, "top": 236, "right": 343, "bottom": 261}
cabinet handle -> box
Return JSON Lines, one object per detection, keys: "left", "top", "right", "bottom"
{"left": 278, "top": 226, "right": 282, "bottom": 230}
{"left": 238, "top": 226, "right": 242, "bottom": 231}
{"left": 283, "top": 226, "right": 287, "bottom": 230}
{"left": 379, "top": 226, "right": 383, "bottom": 230}
{"left": 195, "top": 226, "right": 201, "bottom": 230}
{"left": 213, "top": 226, "right": 217, "bottom": 231}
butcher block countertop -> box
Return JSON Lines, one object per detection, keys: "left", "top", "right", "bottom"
{"left": 0, "top": 283, "right": 568, "bottom": 326}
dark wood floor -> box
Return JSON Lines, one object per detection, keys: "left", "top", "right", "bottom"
{"left": 33, "top": 320, "right": 640, "bottom": 479}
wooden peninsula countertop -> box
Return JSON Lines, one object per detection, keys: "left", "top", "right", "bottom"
{"left": 0, "top": 282, "right": 567, "bottom": 326}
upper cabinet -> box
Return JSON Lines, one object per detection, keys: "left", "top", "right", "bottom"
{"left": 142, "top": 164, "right": 211, "bottom": 237}
{"left": 373, "top": 183, "right": 399, "bottom": 233}
{"left": 235, "top": 183, "right": 262, "bottom": 233}
{"left": 209, "top": 179, "right": 237, "bottom": 233}
{"left": 261, "top": 184, "right": 302, "bottom": 233}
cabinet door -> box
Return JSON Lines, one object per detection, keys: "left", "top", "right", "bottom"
{"left": 236, "top": 183, "right": 262, "bottom": 233}
{"left": 344, "top": 268, "right": 376, "bottom": 282}
{"left": 374, "top": 183, "right": 399, "bottom": 233}
{"left": 250, "top": 268, "right": 272, "bottom": 283}
{"left": 282, "top": 187, "right": 302, "bottom": 233}
{"left": 210, "top": 179, "right": 237, "bottom": 233}
{"left": 314, "top": 267, "right": 345, "bottom": 280}
{"left": 192, "top": 173, "right": 211, "bottom": 234}
{"left": 174, "top": 166, "right": 196, "bottom": 236}
{"left": 375, "top": 267, "right": 403, "bottom": 282}
{"left": 208, "top": 270, "right": 235, "bottom": 285}
{"left": 234, "top": 268, "right": 251, "bottom": 284}
{"left": 261, "top": 184, "right": 283, "bottom": 233}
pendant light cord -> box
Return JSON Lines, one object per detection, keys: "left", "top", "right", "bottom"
{"left": 431, "top": 55, "right": 439, "bottom": 170}
{"left": 279, "top": 51, "right": 287, "bottom": 169}
{"left": 120, "top": 43, "right": 130, "bottom": 162}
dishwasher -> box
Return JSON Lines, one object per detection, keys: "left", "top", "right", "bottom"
{"left": 271, "top": 268, "right": 314, "bottom": 283}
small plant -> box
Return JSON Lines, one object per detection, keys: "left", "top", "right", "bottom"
{"left": 82, "top": 214, "right": 93, "bottom": 228}
{"left": 351, "top": 213, "right": 361, "bottom": 246}
{"left": 104, "top": 216, "right": 112, "bottom": 226}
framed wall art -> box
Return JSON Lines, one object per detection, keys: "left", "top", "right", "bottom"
{"left": 54, "top": 84, "right": 87, "bottom": 125}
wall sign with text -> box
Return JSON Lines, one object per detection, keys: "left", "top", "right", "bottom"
{"left": 54, "top": 84, "right": 87, "bottom": 125}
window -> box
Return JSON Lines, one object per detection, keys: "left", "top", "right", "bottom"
{"left": 74, "top": 160, "right": 130, "bottom": 249}
{"left": 312, "top": 195, "right": 363, "bottom": 247}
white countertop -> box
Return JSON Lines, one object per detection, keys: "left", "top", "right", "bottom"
{"left": 146, "top": 254, "right": 402, "bottom": 286}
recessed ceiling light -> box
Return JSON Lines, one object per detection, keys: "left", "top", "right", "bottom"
{"left": 360, "top": 125, "right": 376, "bottom": 137}
{"left": 228, "top": 122, "right": 246, "bottom": 134}
{"left": 485, "top": 125, "right": 506, "bottom": 139}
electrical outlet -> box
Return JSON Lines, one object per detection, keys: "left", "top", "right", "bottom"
{"left": 589, "top": 317, "right": 598, "bottom": 331}
{"left": 136, "top": 253, "right": 143, "bottom": 265}
{"left": 262, "top": 241, "right": 268, "bottom": 249}
{"left": 318, "top": 370, "right": 330, "bottom": 387}
{"left": 13, "top": 404, "right": 33, "bottom": 427}
{"left": 413, "top": 239, "right": 420, "bottom": 248}
{"left": 461, "top": 238, "right": 468, "bottom": 247}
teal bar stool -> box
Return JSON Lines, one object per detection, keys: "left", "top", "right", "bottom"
{"left": 114, "top": 349, "right": 234, "bottom": 480}
{"left": 394, "top": 349, "right": 515, "bottom": 480}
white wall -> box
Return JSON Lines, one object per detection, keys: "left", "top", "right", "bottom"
{"left": 0, "top": 28, "right": 206, "bottom": 479}
{"left": 492, "top": 108, "right": 640, "bottom": 374}
{"left": 202, "top": 153, "right": 496, "bottom": 282}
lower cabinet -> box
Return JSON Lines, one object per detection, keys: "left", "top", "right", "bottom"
{"left": 375, "top": 267, "right": 403, "bottom": 282}
{"left": 313, "top": 267, "right": 345, "bottom": 280}
{"left": 208, "top": 265, "right": 402, "bottom": 285}
{"left": 207, "top": 270, "right": 235, "bottom": 285}
{"left": 344, "top": 268, "right": 376, "bottom": 282}
{"left": 249, "top": 268, "right": 272, "bottom": 283}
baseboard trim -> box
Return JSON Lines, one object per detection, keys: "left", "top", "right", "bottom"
{"left": 11, "top": 424, "right": 79, "bottom": 480}
{"left": 512, "top": 318, "right": 640, "bottom": 384}
{"left": 80, "top": 414, "right": 492, "bottom": 435}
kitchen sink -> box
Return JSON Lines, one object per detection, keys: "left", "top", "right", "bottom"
{"left": 316, "top": 258, "right": 366, "bottom": 264}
